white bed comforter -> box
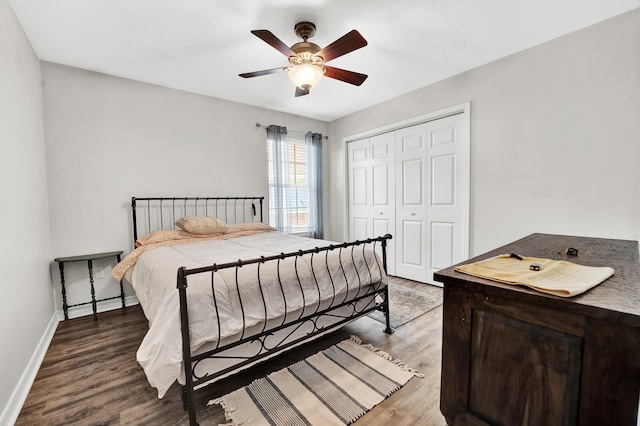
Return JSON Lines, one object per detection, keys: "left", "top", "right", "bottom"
{"left": 130, "top": 231, "right": 386, "bottom": 398}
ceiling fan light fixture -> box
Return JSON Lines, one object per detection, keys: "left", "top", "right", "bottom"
{"left": 288, "top": 64, "right": 324, "bottom": 90}
{"left": 241, "top": 22, "right": 368, "bottom": 97}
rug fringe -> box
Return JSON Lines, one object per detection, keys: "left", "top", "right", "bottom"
{"left": 208, "top": 397, "right": 253, "bottom": 425}
{"left": 349, "top": 335, "right": 424, "bottom": 378}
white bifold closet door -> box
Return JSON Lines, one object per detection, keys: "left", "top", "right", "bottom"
{"left": 425, "top": 114, "right": 468, "bottom": 284}
{"left": 347, "top": 111, "right": 468, "bottom": 284}
{"left": 370, "top": 132, "right": 396, "bottom": 276}
{"left": 395, "top": 124, "right": 428, "bottom": 282}
{"left": 347, "top": 138, "right": 370, "bottom": 241}
{"left": 347, "top": 132, "right": 396, "bottom": 275}
{"left": 395, "top": 115, "right": 468, "bottom": 283}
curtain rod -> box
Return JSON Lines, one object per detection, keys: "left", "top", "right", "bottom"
{"left": 255, "top": 123, "right": 328, "bottom": 140}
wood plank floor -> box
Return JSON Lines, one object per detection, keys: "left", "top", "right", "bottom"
{"left": 17, "top": 278, "right": 446, "bottom": 425}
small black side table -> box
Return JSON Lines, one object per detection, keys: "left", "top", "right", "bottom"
{"left": 54, "top": 251, "right": 125, "bottom": 320}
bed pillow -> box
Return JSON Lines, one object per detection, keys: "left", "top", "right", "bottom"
{"left": 176, "top": 216, "right": 228, "bottom": 235}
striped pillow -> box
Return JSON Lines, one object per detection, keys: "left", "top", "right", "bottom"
{"left": 175, "top": 216, "right": 228, "bottom": 235}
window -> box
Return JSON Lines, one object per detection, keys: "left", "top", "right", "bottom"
{"left": 266, "top": 126, "right": 323, "bottom": 238}
{"left": 267, "top": 135, "right": 309, "bottom": 234}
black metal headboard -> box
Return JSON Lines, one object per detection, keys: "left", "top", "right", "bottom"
{"left": 131, "top": 196, "right": 264, "bottom": 244}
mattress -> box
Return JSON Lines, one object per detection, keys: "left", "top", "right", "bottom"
{"left": 125, "top": 230, "right": 387, "bottom": 398}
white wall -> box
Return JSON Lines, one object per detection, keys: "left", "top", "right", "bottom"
{"left": 0, "top": 0, "right": 55, "bottom": 422}
{"left": 41, "top": 62, "right": 329, "bottom": 313}
{"left": 327, "top": 8, "right": 640, "bottom": 256}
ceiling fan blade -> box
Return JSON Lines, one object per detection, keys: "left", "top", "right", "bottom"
{"left": 324, "top": 66, "right": 368, "bottom": 86}
{"left": 251, "top": 30, "right": 296, "bottom": 57}
{"left": 316, "top": 30, "right": 367, "bottom": 63}
{"left": 295, "top": 86, "right": 310, "bottom": 97}
{"left": 239, "top": 67, "right": 286, "bottom": 78}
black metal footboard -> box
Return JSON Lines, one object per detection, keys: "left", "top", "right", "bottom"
{"left": 177, "top": 234, "right": 393, "bottom": 426}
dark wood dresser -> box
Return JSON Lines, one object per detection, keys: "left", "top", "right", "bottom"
{"left": 434, "top": 233, "right": 640, "bottom": 426}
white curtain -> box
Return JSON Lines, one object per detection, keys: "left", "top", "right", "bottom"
{"left": 266, "top": 125, "right": 291, "bottom": 234}
{"left": 306, "top": 132, "right": 323, "bottom": 239}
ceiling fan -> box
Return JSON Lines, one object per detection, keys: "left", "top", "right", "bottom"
{"left": 239, "top": 22, "right": 368, "bottom": 97}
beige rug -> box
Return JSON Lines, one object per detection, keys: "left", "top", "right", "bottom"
{"left": 369, "top": 281, "right": 443, "bottom": 328}
{"left": 209, "top": 336, "right": 422, "bottom": 425}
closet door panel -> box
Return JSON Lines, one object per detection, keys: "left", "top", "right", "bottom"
{"left": 395, "top": 124, "right": 428, "bottom": 282}
{"left": 431, "top": 222, "right": 455, "bottom": 271}
{"left": 372, "top": 218, "right": 392, "bottom": 246}
{"left": 348, "top": 135, "right": 396, "bottom": 274}
{"left": 372, "top": 164, "right": 391, "bottom": 205}
{"left": 426, "top": 114, "right": 469, "bottom": 284}
{"left": 401, "top": 220, "right": 423, "bottom": 266}
{"left": 370, "top": 132, "right": 396, "bottom": 275}
{"left": 431, "top": 154, "right": 455, "bottom": 205}
{"left": 348, "top": 139, "right": 370, "bottom": 241}
{"left": 353, "top": 217, "right": 369, "bottom": 241}
{"left": 401, "top": 159, "right": 423, "bottom": 205}
{"left": 352, "top": 168, "right": 368, "bottom": 205}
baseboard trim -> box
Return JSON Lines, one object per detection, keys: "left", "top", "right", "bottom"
{"left": 0, "top": 312, "right": 59, "bottom": 426}
{"left": 55, "top": 295, "right": 139, "bottom": 320}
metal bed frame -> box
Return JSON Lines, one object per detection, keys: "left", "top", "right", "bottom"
{"left": 130, "top": 196, "right": 393, "bottom": 426}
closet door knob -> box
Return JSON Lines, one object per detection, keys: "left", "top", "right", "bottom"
{"left": 411, "top": 213, "right": 416, "bottom": 216}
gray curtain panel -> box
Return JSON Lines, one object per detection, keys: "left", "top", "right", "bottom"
{"left": 306, "top": 131, "right": 323, "bottom": 239}
{"left": 266, "top": 125, "right": 292, "bottom": 234}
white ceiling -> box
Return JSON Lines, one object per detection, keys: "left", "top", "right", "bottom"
{"left": 9, "top": 0, "right": 640, "bottom": 122}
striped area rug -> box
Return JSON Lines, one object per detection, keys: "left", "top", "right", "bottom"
{"left": 209, "top": 336, "right": 422, "bottom": 425}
